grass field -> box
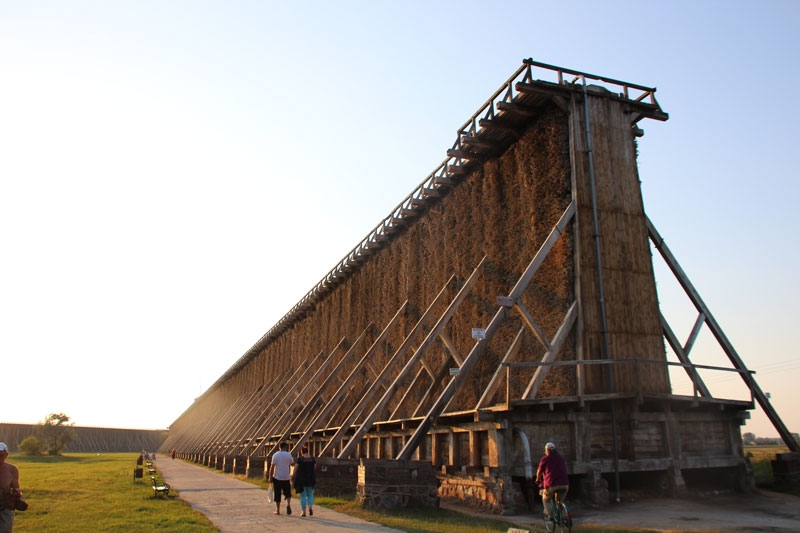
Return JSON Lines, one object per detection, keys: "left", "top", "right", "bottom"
{"left": 8, "top": 453, "right": 218, "bottom": 532}
{"left": 744, "top": 444, "right": 795, "bottom": 492}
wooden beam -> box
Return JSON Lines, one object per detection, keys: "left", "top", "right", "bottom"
{"left": 478, "top": 117, "right": 520, "bottom": 134}
{"left": 433, "top": 176, "right": 455, "bottom": 187}
{"left": 446, "top": 148, "right": 478, "bottom": 159}
{"left": 522, "top": 301, "right": 578, "bottom": 399}
{"left": 660, "top": 314, "right": 712, "bottom": 398}
{"left": 515, "top": 300, "right": 552, "bottom": 352}
{"left": 461, "top": 135, "right": 497, "bottom": 150}
{"left": 476, "top": 327, "right": 525, "bottom": 409}
{"left": 497, "top": 101, "right": 537, "bottom": 116}
{"left": 389, "top": 366, "right": 429, "bottom": 421}
{"left": 439, "top": 330, "right": 464, "bottom": 366}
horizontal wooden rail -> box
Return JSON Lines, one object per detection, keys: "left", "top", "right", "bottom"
{"left": 501, "top": 358, "right": 754, "bottom": 407}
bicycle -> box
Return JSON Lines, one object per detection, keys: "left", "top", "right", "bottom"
{"left": 540, "top": 487, "right": 572, "bottom": 533}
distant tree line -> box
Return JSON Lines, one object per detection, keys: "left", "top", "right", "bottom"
{"left": 743, "top": 431, "right": 800, "bottom": 446}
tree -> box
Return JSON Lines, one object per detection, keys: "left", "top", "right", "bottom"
{"left": 19, "top": 435, "right": 45, "bottom": 456}
{"left": 743, "top": 432, "right": 756, "bottom": 445}
{"left": 35, "top": 412, "right": 76, "bottom": 455}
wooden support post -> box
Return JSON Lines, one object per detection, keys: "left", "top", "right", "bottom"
{"left": 469, "top": 431, "right": 480, "bottom": 468}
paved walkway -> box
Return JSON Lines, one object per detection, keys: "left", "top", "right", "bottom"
{"left": 154, "top": 457, "right": 402, "bottom": 533}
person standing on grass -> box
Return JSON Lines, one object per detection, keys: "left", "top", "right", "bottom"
{"left": 0, "top": 442, "right": 21, "bottom": 533}
{"left": 535, "top": 441, "right": 569, "bottom": 520}
{"left": 292, "top": 445, "right": 316, "bottom": 517}
{"left": 269, "top": 442, "right": 294, "bottom": 515}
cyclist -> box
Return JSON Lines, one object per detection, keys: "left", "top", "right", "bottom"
{"left": 535, "top": 441, "right": 569, "bottom": 520}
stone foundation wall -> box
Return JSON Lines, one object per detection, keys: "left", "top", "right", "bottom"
{"left": 438, "top": 471, "right": 527, "bottom": 514}
{"left": 357, "top": 458, "right": 439, "bottom": 510}
{"left": 316, "top": 457, "right": 359, "bottom": 495}
{"left": 772, "top": 453, "right": 800, "bottom": 490}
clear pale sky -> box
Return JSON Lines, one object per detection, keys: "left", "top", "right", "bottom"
{"left": 2, "top": 1, "right": 798, "bottom": 440}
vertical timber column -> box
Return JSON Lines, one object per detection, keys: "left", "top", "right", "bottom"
{"left": 469, "top": 431, "right": 480, "bottom": 468}
{"left": 570, "top": 87, "right": 669, "bottom": 395}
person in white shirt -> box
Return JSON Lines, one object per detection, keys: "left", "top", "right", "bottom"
{"left": 268, "top": 442, "right": 295, "bottom": 515}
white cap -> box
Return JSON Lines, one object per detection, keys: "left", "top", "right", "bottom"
{"left": 0, "top": 442, "right": 8, "bottom": 452}
{"left": 545, "top": 442, "right": 556, "bottom": 450}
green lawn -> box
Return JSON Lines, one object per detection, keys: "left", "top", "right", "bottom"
{"left": 9, "top": 453, "right": 218, "bottom": 532}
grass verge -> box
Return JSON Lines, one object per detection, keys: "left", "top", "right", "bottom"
{"left": 9, "top": 452, "right": 218, "bottom": 532}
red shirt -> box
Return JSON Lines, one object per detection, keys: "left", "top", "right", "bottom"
{"left": 538, "top": 451, "right": 569, "bottom": 487}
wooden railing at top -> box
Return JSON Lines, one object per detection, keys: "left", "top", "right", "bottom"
{"left": 208, "top": 60, "right": 666, "bottom": 392}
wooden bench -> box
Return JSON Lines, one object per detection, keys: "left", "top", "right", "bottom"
{"left": 151, "top": 476, "right": 170, "bottom": 497}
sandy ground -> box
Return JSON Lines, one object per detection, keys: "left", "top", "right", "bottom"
{"left": 444, "top": 490, "right": 800, "bottom": 532}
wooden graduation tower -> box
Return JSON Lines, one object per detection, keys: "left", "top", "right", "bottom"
{"left": 161, "top": 60, "right": 796, "bottom": 511}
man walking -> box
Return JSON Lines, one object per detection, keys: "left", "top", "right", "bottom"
{"left": 269, "top": 442, "right": 294, "bottom": 515}
{"left": 0, "top": 442, "right": 21, "bottom": 533}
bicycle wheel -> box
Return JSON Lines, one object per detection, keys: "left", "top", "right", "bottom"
{"left": 543, "top": 500, "right": 557, "bottom": 533}
{"left": 554, "top": 502, "right": 572, "bottom": 533}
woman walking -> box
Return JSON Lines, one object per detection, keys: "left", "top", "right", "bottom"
{"left": 293, "top": 445, "right": 316, "bottom": 517}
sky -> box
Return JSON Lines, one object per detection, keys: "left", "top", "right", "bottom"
{"left": 1, "top": 1, "right": 798, "bottom": 440}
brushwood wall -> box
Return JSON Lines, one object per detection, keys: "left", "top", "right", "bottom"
{"left": 0, "top": 423, "right": 163, "bottom": 453}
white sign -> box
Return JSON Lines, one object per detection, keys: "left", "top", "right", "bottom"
{"left": 472, "top": 328, "right": 486, "bottom": 339}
